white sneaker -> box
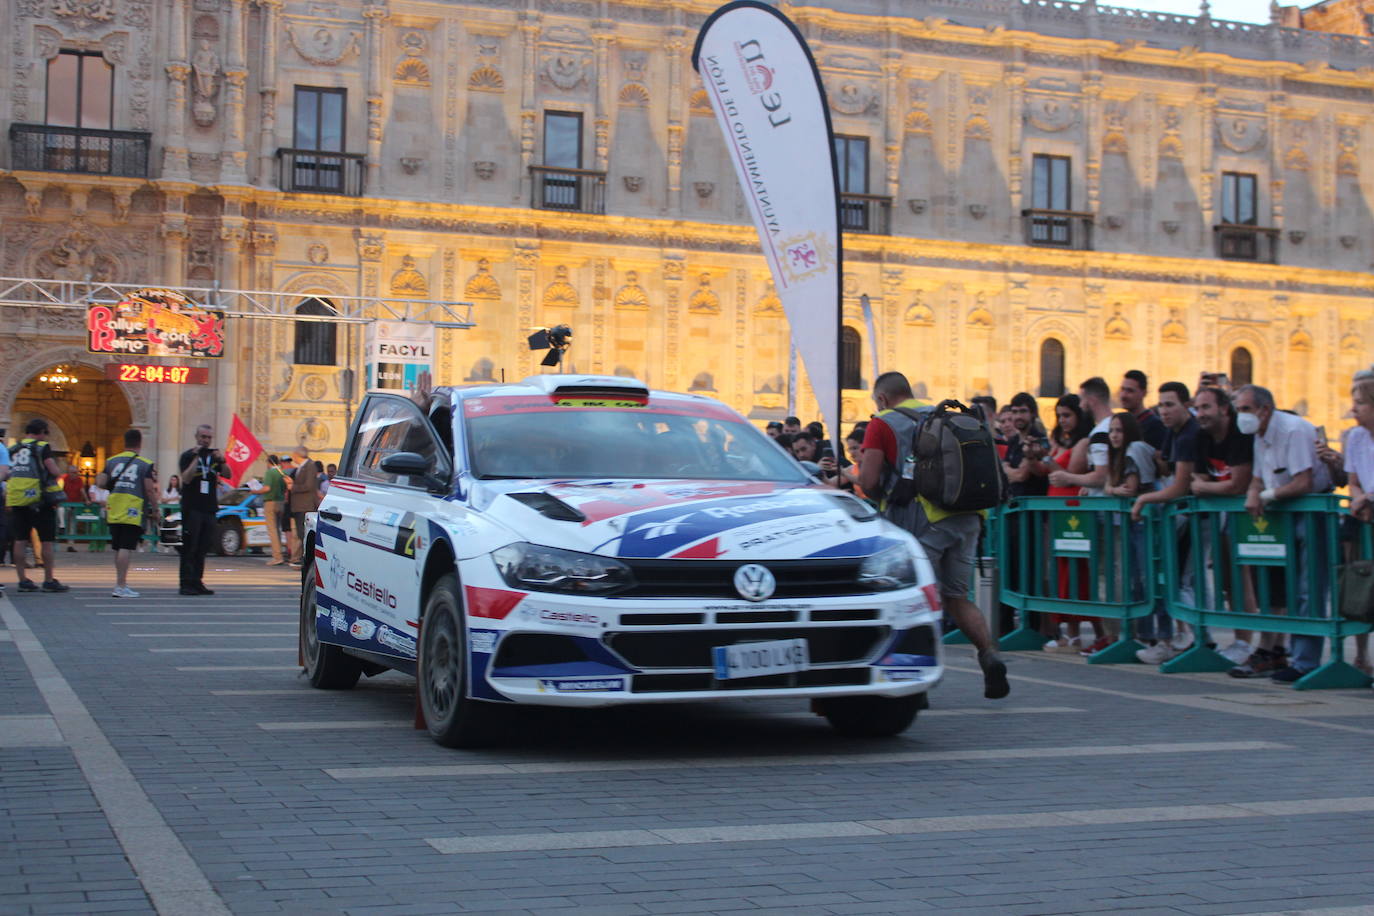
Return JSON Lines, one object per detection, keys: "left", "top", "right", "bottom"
{"left": 1136, "top": 641, "right": 1177, "bottom": 665}
{"left": 1219, "top": 640, "right": 1252, "bottom": 665}
{"left": 1170, "top": 628, "right": 1194, "bottom": 652}
{"left": 111, "top": 586, "right": 141, "bottom": 598}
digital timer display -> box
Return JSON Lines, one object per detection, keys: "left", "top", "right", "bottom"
{"left": 103, "top": 364, "right": 210, "bottom": 385}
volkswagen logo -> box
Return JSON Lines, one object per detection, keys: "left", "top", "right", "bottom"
{"left": 733, "top": 564, "right": 776, "bottom": 602}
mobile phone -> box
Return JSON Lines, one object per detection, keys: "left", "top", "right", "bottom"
{"left": 1315, "top": 425, "right": 1327, "bottom": 444}
{"left": 1037, "top": 437, "right": 1051, "bottom": 451}
{"left": 819, "top": 445, "right": 835, "bottom": 461}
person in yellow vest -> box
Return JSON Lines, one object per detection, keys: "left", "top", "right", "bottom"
{"left": 5, "top": 418, "right": 68, "bottom": 593}
{"left": 96, "top": 429, "right": 160, "bottom": 598}
{"left": 858, "top": 371, "right": 1010, "bottom": 700}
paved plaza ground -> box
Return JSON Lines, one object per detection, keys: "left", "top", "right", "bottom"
{"left": 2, "top": 550, "right": 1374, "bottom": 915}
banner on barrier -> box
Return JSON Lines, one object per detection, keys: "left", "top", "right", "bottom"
{"left": 1233, "top": 513, "right": 1288, "bottom": 565}
{"left": 1052, "top": 511, "right": 1095, "bottom": 557}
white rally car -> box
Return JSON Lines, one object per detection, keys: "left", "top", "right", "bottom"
{"left": 300, "top": 375, "right": 944, "bottom": 747}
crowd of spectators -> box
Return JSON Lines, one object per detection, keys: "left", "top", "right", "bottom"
{"left": 771, "top": 365, "right": 1374, "bottom": 687}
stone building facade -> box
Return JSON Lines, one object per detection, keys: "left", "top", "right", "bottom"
{"left": 2, "top": 0, "right": 1372, "bottom": 471}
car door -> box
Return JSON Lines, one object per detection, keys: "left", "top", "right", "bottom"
{"left": 322, "top": 394, "right": 450, "bottom": 660}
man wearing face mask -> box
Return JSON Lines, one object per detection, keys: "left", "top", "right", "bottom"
{"left": 1233, "top": 385, "right": 1332, "bottom": 685}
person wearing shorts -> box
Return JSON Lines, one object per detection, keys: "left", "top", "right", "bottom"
{"left": 858, "top": 371, "right": 1010, "bottom": 700}
{"left": 98, "top": 430, "right": 159, "bottom": 598}
{"left": 5, "top": 419, "right": 68, "bottom": 593}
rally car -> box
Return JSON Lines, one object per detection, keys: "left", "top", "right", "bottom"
{"left": 161, "top": 488, "right": 273, "bottom": 556}
{"left": 300, "top": 374, "right": 944, "bottom": 747}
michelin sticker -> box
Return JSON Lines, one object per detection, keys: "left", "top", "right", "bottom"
{"left": 538, "top": 678, "right": 625, "bottom": 693}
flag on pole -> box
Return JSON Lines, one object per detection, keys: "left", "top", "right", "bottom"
{"left": 224, "top": 414, "right": 263, "bottom": 487}
{"left": 693, "top": 1, "right": 843, "bottom": 452}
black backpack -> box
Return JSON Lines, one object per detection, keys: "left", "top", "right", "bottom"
{"left": 913, "top": 400, "right": 1006, "bottom": 512}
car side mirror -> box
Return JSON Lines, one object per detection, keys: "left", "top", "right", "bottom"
{"left": 379, "top": 452, "right": 448, "bottom": 492}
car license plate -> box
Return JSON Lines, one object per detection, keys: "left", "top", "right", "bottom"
{"left": 712, "top": 638, "right": 809, "bottom": 680}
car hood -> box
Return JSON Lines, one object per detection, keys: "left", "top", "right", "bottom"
{"left": 479, "top": 479, "right": 907, "bottom": 561}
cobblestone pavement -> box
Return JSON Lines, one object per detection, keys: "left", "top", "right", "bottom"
{"left": 3, "top": 551, "right": 1374, "bottom": 916}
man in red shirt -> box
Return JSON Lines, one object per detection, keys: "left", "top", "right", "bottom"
{"left": 62, "top": 466, "right": 86, "bottom": 503}
{"left": 858, "top": 371, "right": 1010, "bottom": 700}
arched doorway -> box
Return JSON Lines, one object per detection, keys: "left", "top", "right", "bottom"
{"left": 9, "top": 361, "right": 134, "bottom": 477}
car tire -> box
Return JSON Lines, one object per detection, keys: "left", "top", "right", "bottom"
{"left": 418, "top": 573, "right": 502, "bottom": 748}
{"left": 818, "top": 692, "right": 926, "bottom": 738}
{"left": 216, "top": 519, "right": 243, "bottom": 557}
{"left": 300, "top": 559, "right": 362, "bottom": 690}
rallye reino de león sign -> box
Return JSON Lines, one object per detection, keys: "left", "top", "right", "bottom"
{"left": 301, "top": 373, "right": 945, "bottom": 747}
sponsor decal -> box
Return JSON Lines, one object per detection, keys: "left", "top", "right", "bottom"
{"left": 627, "top": 513, "right": 695, "bottom": 541}
{"left": 349, "top": 619, "right": 377, "bottom": 640}
{"left": 327, "top": 555, "right": 347, "bottom": 591}
{"left": 347, "top": 571, "right": 398, "bottom": 609}
{"left": 375, "top": 625, "right": 417, "bottom": 657}
{"left": 880, "top": 653, "right": 937, "bottom": 668}
{"left": 537, "top": 678, "right": 625, "bottom": 693}
{"left": 614, "top": 490, "right": 828, "bottom": 558}
{"left": 881, "top": 669, "right": 933, "bottom": 683}
{"left": 537, "top": 609, "right": 603, "bottom": 629}
{"left": 733, "top": 520, "right": 831, "bottom": 552}
{"left": 464, "top": 585, "right": 527, "bottom": 620}
{"left": 329, "top": 607, "right": 348, "bottom": 634}
{"left": 469, "top": 629, "right": 499, "bottom": 654}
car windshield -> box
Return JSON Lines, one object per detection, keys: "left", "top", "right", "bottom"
{"left": 463, "top": 399, "right": 808, "bottom": 482}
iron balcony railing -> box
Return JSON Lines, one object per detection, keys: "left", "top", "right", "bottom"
{"left": 1214, "top": 224, "right": 1279, "bottom": 263}
{"left": 530, "top": 165, "right": 606, "bottom": 214}
{"left": 9, "top": 124, "right": 151, "bottom": 178}
{"left": 840, "top": 192, "right": 892, "bottom": 235}
{"left": 275, "top": 148, "right": 366, "bottom": 196}
{"left": 1022, "top": 209, "right": 1095, "bottom": 250}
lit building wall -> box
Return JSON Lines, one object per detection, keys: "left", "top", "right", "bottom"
{"left": 1, "top": 0, "right": 1372, "bottom": 471}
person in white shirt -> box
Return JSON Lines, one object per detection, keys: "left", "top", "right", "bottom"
{"left": 1233, "top": 385, "right": 1333, "bottom": 684}
{"left": 1047, "top": 376, "right": 1114, "bottom": 497}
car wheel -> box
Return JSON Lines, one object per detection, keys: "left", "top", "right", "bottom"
{"left": 216, "top": 520, "right": 243, "bottom": 557}
{"left": 300, "top": 559, "right": 362, "bottom": 690}
{"left": 418, "top": 573, "right": 501, "bottom": 748}
{"left": 818, "top": 692, "right": 926, "bottom": 738}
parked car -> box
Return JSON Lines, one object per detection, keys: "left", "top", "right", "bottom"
{"left": 300, "top": 375, "right": 943, "bottom": 747}
{"left": 160, "top": 488, "right": 273, "bottom": 556}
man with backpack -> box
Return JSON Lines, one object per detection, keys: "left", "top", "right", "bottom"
{"left": 858, "top": 372, "right": 1010, "bottom": 700}
{"left": 5, "top": 418, "right": 69, "bottom": 593}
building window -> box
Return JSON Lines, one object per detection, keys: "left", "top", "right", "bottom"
{"left": 293, "top": 298, "right": 337, "bottom": 366}
{"left": 833, "top": 136, "right": 869, "bottom": 194}
{"left": 1038, "top": 338, "right": 1066, "bottom": 397}
{"left": 1027, "top": 154, "right": 1076, "bottom": 247}
{"left": 46, "top": 50, "right": 113, "bottom": 130}
{"left": 544, "top": 111, "right": 582, "bottom": 168}
{"left": 1220, "top": 172, "right": 1257, "bottom": 225}
{"left": 1230, "top": 347, "right": 1253, "bottom": 388}
{"left": 840, "top": 326, "right": 863, "bottom": 390}
{"left": 294, "top": 86, "right": 346, "bottom": 152}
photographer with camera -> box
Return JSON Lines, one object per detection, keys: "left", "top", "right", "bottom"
{"left": 178, "top": 423, "right": 230, "bottom": 596}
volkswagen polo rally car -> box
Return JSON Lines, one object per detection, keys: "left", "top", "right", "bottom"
{"left": 300, "top": 374, "right": 944, "bottom": 747}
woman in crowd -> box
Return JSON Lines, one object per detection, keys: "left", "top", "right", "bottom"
{"left": 161, "top": 474, "right": 181, "bottom": 504}
{"left": 1040, "top": 395, "right": 1093, "bottom": 651}
{"left": 1104, "top": 411, "right": 1172, "bottom": 652}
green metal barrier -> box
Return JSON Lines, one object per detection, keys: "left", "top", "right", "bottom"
{"left": 58, "top": 501, "right": 109, "bottom": 549}
{"left": 994, "top": 495, "right": 1156, "bottom": 663}
{"left": 1160, "top": 494, "right": 1372, "bottom": 690}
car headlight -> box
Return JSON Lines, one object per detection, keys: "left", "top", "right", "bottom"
{"left": 491, "top": 543, "right": 634, "bottom": 595}
{"left": 858, "top": 544, "right": 917, "bottom": 591}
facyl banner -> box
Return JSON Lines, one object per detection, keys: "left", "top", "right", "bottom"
{"left": 365, "top": 320, "right": 435, "bottom": 391}
{"left": 693, "top": 1, "right": 843, "bottom": 451}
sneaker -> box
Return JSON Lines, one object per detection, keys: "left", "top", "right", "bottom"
{"left": 1079, "top": 636, "right": 1112, "bottom": 657}
{"left": 978, "top": 648, "right": 1010, "bottom": 700}
{"left": 1136, "top": 641, "right": 1178, "bottom": 665}
{"left": 1218, "top": 640, "right": 1253, "bottom": 665}
{"left": 17, "top": 579, "right": 39, "bottom": 592}
{"left": 1043, "top": 637, "right": 1080, "bottom": 653}
{"left": 265, "top": 559, "right": 285, "bottom": 567}
{"left": 111, "top": 586, "right": 141, "bottom": 599}
{"left": 40, "top": 579, "right": 69, "bottom": 593}
{"left": 288, "top": 562, "right": 302, "bottom": 569}
{"left": 1270, "top": 666, "right": 1309, "bottom": 684}
{"left": 194, "top": 585, "right": 215, "bottom": 596}
{"left": 1170, "top": 629, "right": 1195, "bottom": 652}
{"left": 179, "top": 586, "right": 202, "bottom": 596}
{"left": 1228, "top": 648, "right": 1277, "bottom": 678}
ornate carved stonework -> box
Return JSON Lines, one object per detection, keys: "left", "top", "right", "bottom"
{"left": 284, "top": 22, "right": 361, "bottom": 66}
{"left": 967, "top": 294, "right": 994, "bottom": 329}
{"left": 614, "top": 271, "right": 649, "bottom": 310}
{"left": 395, "top": 29, "right": 431, "bottom": 86}
{"left": 464, "top": 259, "right": 501, "bottom": 300}
{"left": 390, "top": 255, "right": 429, "bottom": 297}
{"left": 1025, "top": 93, "right": 1080, "bottom": 132}
{"left": 1161, "top": 308, "right": 1188, "bottom": 344}
{"left": 688, "top": 274, "right": 719, "bottom": 314}
{"left": 1104, "top": 307, "right": 1132, "bottom": 340}
{"left": 543, "top": 265, "right": 578, "bottom": 308}
{"left": 1216, "top": 115, "right": 1266, "bottom": 154}
{"left": 468, "top": 63, "right": 504, "bottom": 91}
{"left": 540, "top": 49, "right": 590, "bottom": 91}
{"left": 830, "top": 80, "right": 879, "bottom": 116}
{"left": 904, "top": 293, "right": 934, "bottom": 326}
{"left": 754, "top": 284, "right": 783, "bottom": 317}
{"left": 53, "top": 0, "right": 115, "bottom": 30}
